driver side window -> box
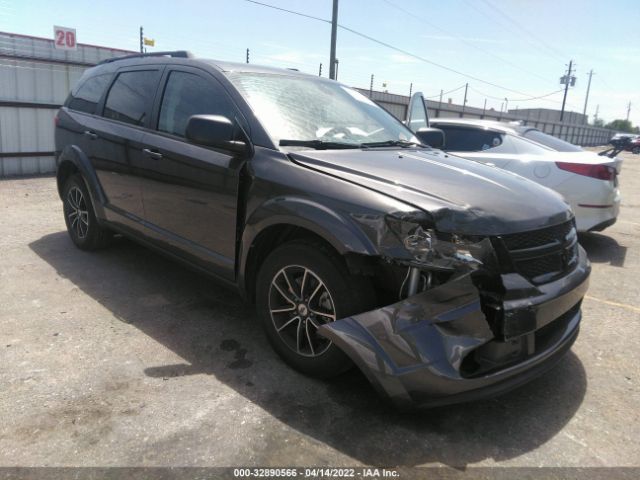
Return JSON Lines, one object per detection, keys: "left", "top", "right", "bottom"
{"left": 158, "top": 71, "right": 235, "bottom": 137}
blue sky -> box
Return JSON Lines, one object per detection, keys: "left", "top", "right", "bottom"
{"left": 2, "top": 0, "right": 639, "bottom": 125}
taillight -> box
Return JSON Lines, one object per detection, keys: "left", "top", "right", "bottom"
{"left": 54, "top": 112, "right": 60, "bottom": 127}
{"left": 556, "top": 162, "right": 616, "bottom": 181}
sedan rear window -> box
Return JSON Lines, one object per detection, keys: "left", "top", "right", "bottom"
{"left": 521, "top": 129, "right": 582, "bottom": 152}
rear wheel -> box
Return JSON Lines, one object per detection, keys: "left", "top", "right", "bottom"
{"left": 62, "top": 174, "right": 111, "bottom": 250}
{"left": 256, "top": 241, "right": 374, "bottom": 378}
{"left": 632, "top": 146, "right": 640, "bottom": 154}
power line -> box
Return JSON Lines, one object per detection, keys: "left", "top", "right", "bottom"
{"left": 242, "top": 0, "right": 560, "bottom": 100}
{"left": 379, "top": 0, "right": 556, "bottom": 85}
{"left": 469, "top": 85, "right": 565, "bottom": 103}
{"left": 461, "top": 0, "right": 564, "bottom": 65}
{"left": 479, "top": 0, "right": 568, "bottom": 62}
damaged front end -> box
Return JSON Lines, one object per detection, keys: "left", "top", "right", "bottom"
{"left": 319, "top": 210, "right": 590, "bottom": 408}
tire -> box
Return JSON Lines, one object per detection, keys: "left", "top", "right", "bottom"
{"left": 632, "top": 146, "right": 640, "bottom": 155}
{"left": 256, "top": 240, "right": 374, "bottom": 378}
{"left": 62, "top": 174, "right": 111, "bottom": 250}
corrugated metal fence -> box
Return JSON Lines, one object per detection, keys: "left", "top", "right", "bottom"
{"left": 0, "top": 31, "right": 133, "bottom": 177}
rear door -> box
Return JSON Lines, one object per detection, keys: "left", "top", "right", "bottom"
{"left": 405, "top": 92, "right": 430, "bottom": 132}
{"left": 139, "top": 66, "right": 246, "bottom": 280}
{"left": 91, "top": 67, "right": 163, "bottom": 230}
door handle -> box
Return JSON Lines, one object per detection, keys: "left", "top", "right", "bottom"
{"left": 83, "top": 130, "right": 98, "bottom": 140}
{"left": 142, "top": 148, "right": 163, "bottom": 160}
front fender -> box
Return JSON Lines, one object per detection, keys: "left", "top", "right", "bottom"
{"left": 238, "top": 195, "right": 381, "bottom": 294}
{"left": 57, "top": 145, "right": 107, "bottom": 219}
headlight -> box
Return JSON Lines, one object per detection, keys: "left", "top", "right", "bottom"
{"left": 385, "top": 214, "right": 489, "bottom": 270}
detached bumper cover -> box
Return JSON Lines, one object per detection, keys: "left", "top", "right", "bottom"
{"left": 318, "top": 248, "right": 590, "bottom": 409}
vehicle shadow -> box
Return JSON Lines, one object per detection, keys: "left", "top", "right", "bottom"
{"left": 579, "top": 232, "right": 627, "bottom": 267}
{"left": 30, "top": 232, "right": 587, "bottom": 468}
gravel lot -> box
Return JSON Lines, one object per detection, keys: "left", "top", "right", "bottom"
{"left": 0, "top": 149, "right": 638, "bottom": 469}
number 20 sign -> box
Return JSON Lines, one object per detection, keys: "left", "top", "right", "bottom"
{"left": 53, "top": 26, "right": 77, "bottom": 50}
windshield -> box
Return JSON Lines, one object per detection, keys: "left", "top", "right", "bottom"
{"left": 520, "top": 128, "right": 582, "bottom": 152}
{"left": 228, "top": 72, "right": 418, "bottom": 148}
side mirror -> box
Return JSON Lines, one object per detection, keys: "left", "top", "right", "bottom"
{"left": 415, "top": 127, "right": 445, "bottom": 149}
{"left": 185, "top": 114, "right": 248, "bottom": 154}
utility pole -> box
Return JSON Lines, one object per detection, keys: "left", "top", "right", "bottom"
{"left": 409, "top": 82, "right": 413, "bottom": 97}
{"left": 246, "top": 48, "right": 249, "bottom": 64}
{"left": 139, "top": 26, "right": 143, "bottom": 53}
{"left": 504, "top": 97, "right": 509, "bottom": 114}
{"left": 481, "top": 98, "right": 487, "bottom": 118}
{"left": 461, "top": 83, "right": 468, "bottom": 116}
{"left": 318, "top": 63, "right": 322, "bottom": 76}
{"left": 369, "top": 74, "right": 374, "bottom": 98}
{"left": 583, "top": 69, "right": 594, "bottom": 119}
{"left": 560, "top": 60, "right": 575, "bottom": 122}
{"left": 329, "top": 0, "right": 339, "bottom": 80}
{"left": 626, "top": 102, "right": 632, "bottom": 122}
{"left": 334, "top": 59, "right": 339, "bottom": 80}
{"left": 594, "top": 104, "right": 599, "bottom": 123}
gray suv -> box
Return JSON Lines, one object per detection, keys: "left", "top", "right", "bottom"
{"left": 54, "top": 51, "right": 590, "bottom": 408}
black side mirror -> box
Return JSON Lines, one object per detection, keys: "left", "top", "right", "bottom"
{"left": 415, "top": 127, "right": 445, "bottom": 149}
{"left": 185, "top": 115, "right": 248, "bottom": 154}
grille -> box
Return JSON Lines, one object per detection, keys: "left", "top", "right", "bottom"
{"left": 498, "top": 220, "right": 578, "bottom": 284}
{"left": 501, "top": 220, "right": 575, "bottom": 251}
{"left": 514, "top": 254, "right": 565, "bottom": 279}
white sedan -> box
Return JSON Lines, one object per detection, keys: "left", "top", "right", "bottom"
{"left": 429, "top": 119, "right": 622, "bottom": 232}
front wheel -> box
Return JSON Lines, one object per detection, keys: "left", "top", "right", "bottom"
{"left": 256, "top": 241, "right": 374, "bottom": 378}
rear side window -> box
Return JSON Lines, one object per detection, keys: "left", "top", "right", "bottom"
{"left": 158, "top": 71, "right": 234, "bottom": 137}
{"left": 67, "top": 74, "right": 111, "bottom": 114}
{"left": 438, "top": 126, "right": 504, "bottom": 152}
{"left": 103, "top": 70, "right": 160, "bottom": 126}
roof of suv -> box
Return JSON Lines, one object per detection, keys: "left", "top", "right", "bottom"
{"left": 92, "top": 51, "right": 320, "bottom": 79}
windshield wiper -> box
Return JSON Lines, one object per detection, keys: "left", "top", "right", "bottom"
{"left": 279, "top": 139, "right": 361, "bottom": 150}
{"left": 360, "top": 139, "right": 426, "bottom": 148}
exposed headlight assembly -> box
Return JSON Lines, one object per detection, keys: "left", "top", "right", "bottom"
{"left": 400, "top": 224, "right": 486, "bottom": 271}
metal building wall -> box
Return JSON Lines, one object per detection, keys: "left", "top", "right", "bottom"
{"left": 0, "top": 31, "right": 134, "bottom": 177}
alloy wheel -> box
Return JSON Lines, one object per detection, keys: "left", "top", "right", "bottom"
{"left": 66, "top": 186, "right": 89, "bottom": 239}
{"left": 268, "top": 265, "right": 337, "bottom": 357}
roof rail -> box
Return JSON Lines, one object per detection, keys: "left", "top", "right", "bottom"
{"left": 97, "top": 50, "right": 194, "bottom": 65}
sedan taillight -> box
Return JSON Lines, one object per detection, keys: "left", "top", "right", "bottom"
{"left": 556, "top": 162, "right": 616, "bottom": 181}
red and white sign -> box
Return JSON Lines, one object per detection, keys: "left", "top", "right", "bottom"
{"left": 53, "top": 26, "right": 77, "bottom": 50}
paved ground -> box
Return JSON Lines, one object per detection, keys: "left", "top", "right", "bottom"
{"left": 0, "top": 150, "right": 638, "bottom": 468}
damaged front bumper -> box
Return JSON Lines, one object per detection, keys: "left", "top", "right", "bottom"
{"left": 318, "top": 247, "right": 590, "bottom": 409}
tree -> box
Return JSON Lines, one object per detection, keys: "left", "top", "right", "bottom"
{"left": 605, "top": 119, "right": 634, "bottom": 132}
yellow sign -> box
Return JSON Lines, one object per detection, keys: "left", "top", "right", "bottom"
{"left": 143, "top": 38, "right": 155, "bottom": 46}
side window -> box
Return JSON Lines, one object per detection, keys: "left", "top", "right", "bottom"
{"left": 158, "top": 71, "right": 234, "bottom": 137}
{"left": 408, "top": 97, "right": 428, "bottom": 132}
{"left": 67, "top": 74, "right": 111, "bottom": 114}
{"left": 439, "top": 126, "right": 504, "bottom": 152}
{"left": 103, "top": 70, "right": 160, "bottom": 126}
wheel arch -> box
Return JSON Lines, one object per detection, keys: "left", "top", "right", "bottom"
{"left": 238, "top": 197, "right": 381, "bottom": 302}
{"left": 56, "top": 145, "right": 106, "bottom": 219}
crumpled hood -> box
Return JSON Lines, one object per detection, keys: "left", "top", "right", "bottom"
{"left": 289, "top": 148, "right": 572, "bottom": 235}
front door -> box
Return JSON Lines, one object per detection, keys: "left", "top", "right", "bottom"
{"left": 406, "top": 92, "right": 430, "bottom": 132}
{"left": 139, "top": 67, "right": 246, "bottom": 280}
